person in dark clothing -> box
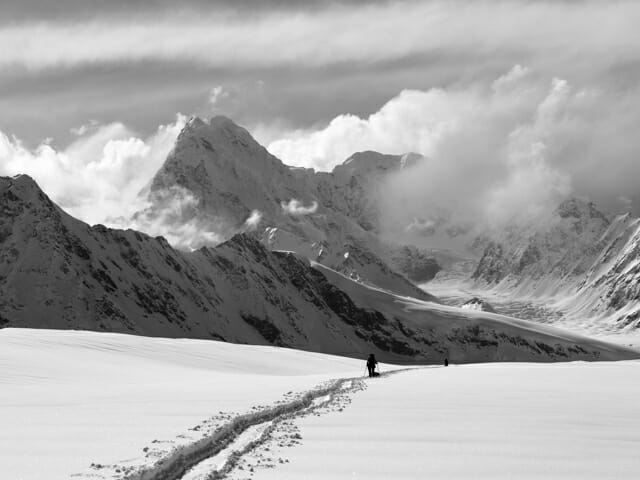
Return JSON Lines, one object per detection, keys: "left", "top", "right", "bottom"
{"left": 366, "top": 353, "right": 378, "bottom": 377}
{"left": 444, "top": 358, "right": 449, "bottom": 367}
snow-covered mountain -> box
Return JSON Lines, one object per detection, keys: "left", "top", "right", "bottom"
{"left": 470, "top": 198, "right": 640, "bottom": 330}
{"left": 472, "top": 198, "right": 610, "bottom": 286}
{"left": 1, "top": 174, "right": 635, "bottom": 363}
{"left": 566, "top": 213, "right": 640, "bottom": 327}
{"left": 310, "top": 150, "right": 423, "bottom": 232}
{"left": 138, "top": 116, "right": 439, "bottom": 297}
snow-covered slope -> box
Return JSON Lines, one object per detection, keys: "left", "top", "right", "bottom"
{"left": 138, "top": 116, "right": 438, "bottom": 297}
{"left": 3, "top": 329, "right": 638, "bottom": 480}
{"left": 315, "top": 263, "right": 637, "bottom": 363}
{"left": 1, "top": 174, "right": 636, "bottom": 363}
{"left": 472, "top": 198, "right": 611, "bottom": 288}
{"left": 562, "top": 214, "right": 640, "bottom": 328}
{"left": 0, "top": 328, "right": 366, "bottom": 480}
{"left": 470, "top": 198, "right": 640, "bottom": 331}
{"left": 250, "top": 362, "right": 640, "bottom": 480}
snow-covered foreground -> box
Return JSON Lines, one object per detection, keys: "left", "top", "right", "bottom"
{"left": 0, "top": 328, "right": 373, "bottom": 480}
{"left": 248, "top": 362, "right": 640, "bottom": 480}
{"left": 3, "top": 328, "right": 640, "bottom": 480}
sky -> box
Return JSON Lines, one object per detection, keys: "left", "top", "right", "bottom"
{"left": 1, "top": 0, "right": 639, "bottom": 227}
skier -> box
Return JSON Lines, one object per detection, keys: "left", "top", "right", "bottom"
{"left": 366, "top": 353, "right": 378, "bottom": 377}
{"left": 444, "top": 358, "right": 449, "bottom": 367}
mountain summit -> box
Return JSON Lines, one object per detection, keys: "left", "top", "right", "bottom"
{"left": 138, "top": 116, "right": 441, "bottom": 296}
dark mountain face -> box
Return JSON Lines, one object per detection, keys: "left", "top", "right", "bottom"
{"left": 3, "top": 174, "right": 635, "bottom": 363}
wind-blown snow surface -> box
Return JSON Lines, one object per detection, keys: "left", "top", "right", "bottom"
{"left": 248, "top": 362, "right": 640, "bottom": 480}
{"left": 3, "top": 329, "right": 639, "bottom": 480}
{"left": 0, "top": 328, "right": 370, "bottom": 480}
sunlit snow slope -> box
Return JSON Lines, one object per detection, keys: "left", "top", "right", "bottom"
{"left": 0, "top": 328, "right": 367, "bottom": 480}
{"left": 251, "top": 362, "right": 640, "bottom": 480}
{"left": 3, "top": 328, "right": 638, "bottom": 480}
{"left": 471, "top": 199, "right": 640, "bottom": 332}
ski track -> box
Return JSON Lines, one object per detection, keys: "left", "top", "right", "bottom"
{"left": 75, "top": 369, "right": 413, "bottom": 480}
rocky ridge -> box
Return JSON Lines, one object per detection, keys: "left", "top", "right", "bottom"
{"left": 471, "top": 198, "right": 640, "bottom": 329}
{"left": 2, "top": 174, "right": 635, "bottom": 363}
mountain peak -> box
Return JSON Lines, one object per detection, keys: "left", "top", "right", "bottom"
{"left": 208, "top": 115, "right": 241, "bottom": 130}
{"left": 179, "top": 115, "right": 246, "bottom": 137}
{"left": 173, "top": 115, "right": 260, "bottom": 156}
{"left": 0, "top": 174, "right": 49, "bottom": 203}
{"left": 333, "top": 151, "right": 424, "bottom": 178}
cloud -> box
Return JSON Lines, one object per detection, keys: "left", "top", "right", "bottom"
{"left": 69, "top": 119, "right": 99, "bottom": 137}
{"left": 3, "top": 0, "right": 640, "bottom": 156}
{"left": 266, "top": 65, "right": 640, "bottom": 242}
{"left": 405, "top": 218, "right": 437, "bottom": 237}
{"left": 242, "top": 210, "right": 263, "bottom": 231}
{"left": 124, "top": 184, "right": 264, "bottom": 250}
{"left": 208, "top": 86, "right": 231, "bottom": 108}
{"left": 1, "top": 1, "right": 638, "bottom": 74}
{"left": 281, "top": 199, "right": 318, "bottom": 215}
{"left": 123, "top": 185, "right": 227, "bottom": 250}
{"left": 617, "top": 196, "right": 632, "bottom": 209}
{"left": 0, "top": 115, "right": 186, "bottom": 226}
{"left": 267, "top": 86, "right": 470, "bottom": 171}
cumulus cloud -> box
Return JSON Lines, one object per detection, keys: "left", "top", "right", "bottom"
{"left": 69, "top": 119, "right": 100, "bottom": 137}
{"left": 0, "top": 115, "right": 186, "bottom": 225}
{"left": 267, "top": 65, "right": 640, "bottom": 244}
{"left": 268, "top": 82, "right": 493, "bottom": 172}
{"left": 281, "top": 199, "right": 318, "bottom": 216}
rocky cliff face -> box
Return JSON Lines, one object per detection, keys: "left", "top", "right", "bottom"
{"left": 471, "top": 198, "right": 640, "bottom": 329}
{"left": 472, "top": 198, "right": 611, "bottom": 285}
{"left": 570, "top": 214, "right": 640, "bottom": 329}
{"left": 2, "top": 174, "right": 635, "bottom": 363}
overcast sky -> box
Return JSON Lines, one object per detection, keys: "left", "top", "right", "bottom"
{"left": 1, "top": 0, "right": 639, "bottom": 224}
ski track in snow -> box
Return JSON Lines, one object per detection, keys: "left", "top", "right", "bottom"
{"left": 73, "top": 370, "right": 411, "bottom": 480}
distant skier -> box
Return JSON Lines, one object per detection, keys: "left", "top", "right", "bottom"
{"left": 366, "top": 353, "right": 378, "bottom": 377}
{"left": 444, "top": 358, "right": 449, "bottom": 367}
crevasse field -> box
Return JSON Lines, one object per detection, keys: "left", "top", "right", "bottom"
{"left": 2, "top": 328, "right": 639, "bottom": 480}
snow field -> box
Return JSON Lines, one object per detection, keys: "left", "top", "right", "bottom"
{"left": 3, "top": 328, "right": 639, "bottom": 480}
{"left": 0, "top": 329, "right": 379, "bottom": 480}
{"left": 181, "top": 422, "right": 272, "bottom": 480}
{"left": 248, "top": 362, "right": 640, "bottom": 480}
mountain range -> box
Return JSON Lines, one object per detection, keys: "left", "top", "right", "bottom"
{"left": 1, "top": 115, "right": 638, "bottom": 362}
{"left": 471, "top": 198, "right": 640, "bottom": 331}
